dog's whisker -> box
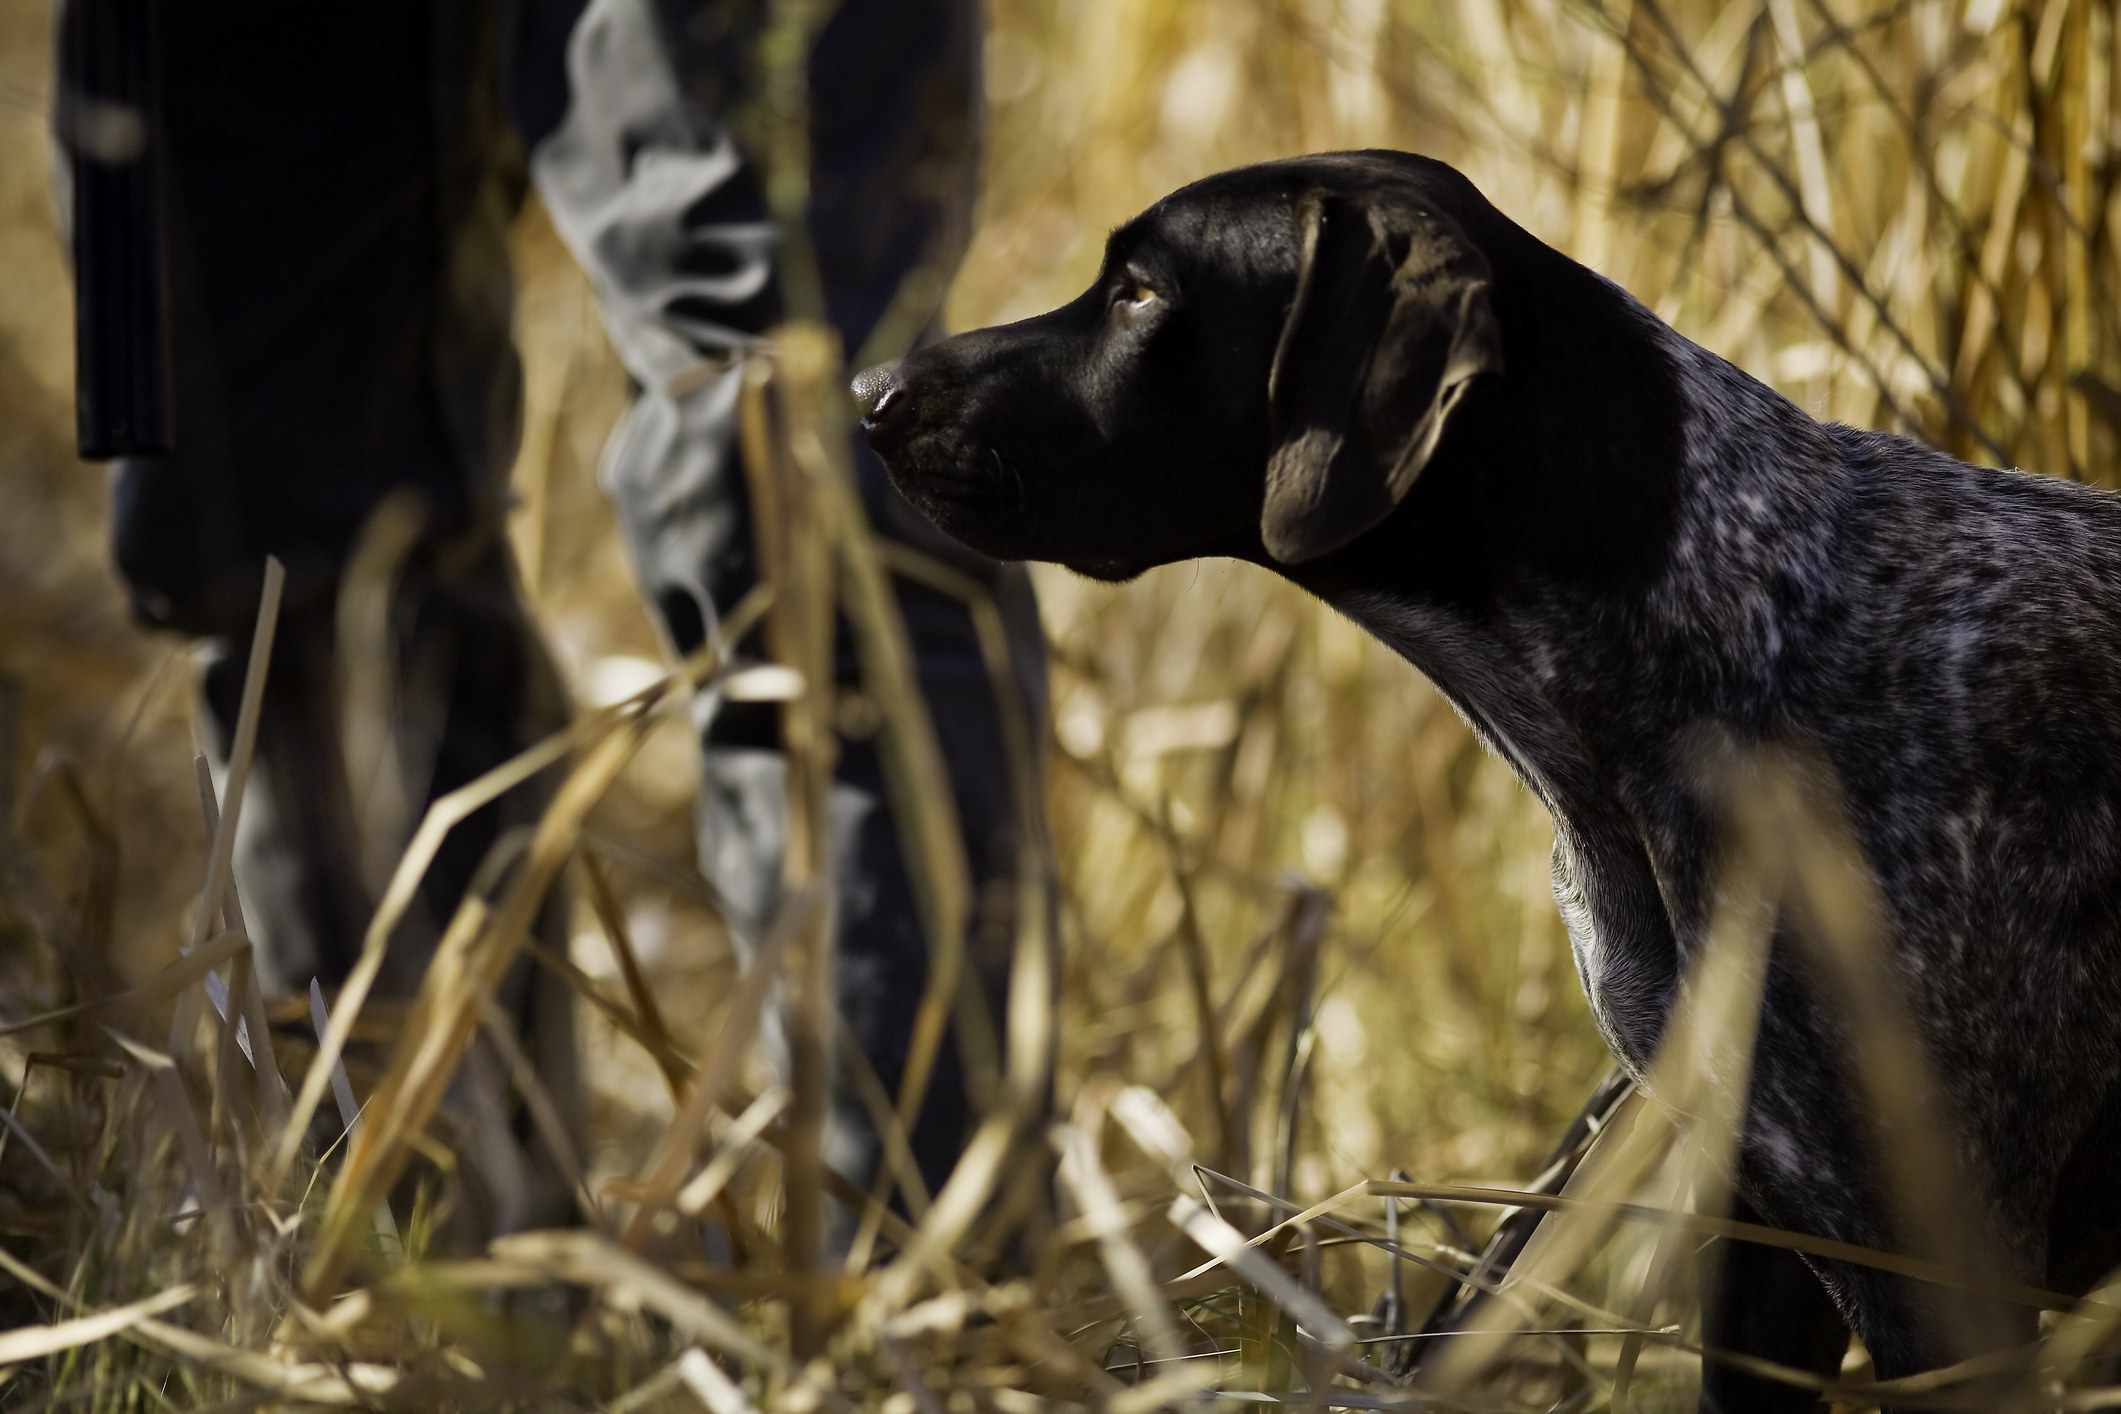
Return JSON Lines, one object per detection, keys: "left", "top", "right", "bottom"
{"left": 991, "top": 449, "right": 1025, "bottom": 513}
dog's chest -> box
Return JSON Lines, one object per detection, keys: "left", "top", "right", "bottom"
{"left": 1329, "top": 590, "right": 1676, "bottom": 983}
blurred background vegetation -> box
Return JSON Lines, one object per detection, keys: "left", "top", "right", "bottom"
{"left": 0, "top": 0, "right": 2116, "bottom": 1405}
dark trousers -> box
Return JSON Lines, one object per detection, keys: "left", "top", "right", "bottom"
{"left": 73, "top": 0, "right": 1044, "bottom": 1234}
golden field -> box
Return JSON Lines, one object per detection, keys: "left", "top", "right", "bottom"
{"left": 0, "top": 0, "right": 2116, "bottom": 1408}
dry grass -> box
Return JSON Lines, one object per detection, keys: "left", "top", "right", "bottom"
{"left": 0, "top": 0, "right": 2119, "bottom": 1410}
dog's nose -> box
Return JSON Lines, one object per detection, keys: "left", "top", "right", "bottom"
{"left": 851, "top": 361, "right": 906, "bottom": 433}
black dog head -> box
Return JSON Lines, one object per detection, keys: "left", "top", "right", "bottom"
{"left": 853, "top": 152, "right": 1510, "bottom": 580}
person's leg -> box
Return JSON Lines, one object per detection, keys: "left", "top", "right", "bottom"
{"left": 83, "top": 0, "right": 579, "bottom": 1238}
{"left": 526, "top": 0, "right": 1047, "bottom": 1219}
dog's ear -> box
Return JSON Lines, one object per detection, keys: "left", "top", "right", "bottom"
{"left": 1262, "top": 189, "right": 1503, "bottom": 564}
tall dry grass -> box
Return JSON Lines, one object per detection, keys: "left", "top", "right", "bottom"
{"left": 0, "top": 0, "right": 2116, "bottom": 1410}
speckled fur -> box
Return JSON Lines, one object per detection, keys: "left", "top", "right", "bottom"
{"left": 1334, "top": 311, "right": 2121, "bottom": 1375}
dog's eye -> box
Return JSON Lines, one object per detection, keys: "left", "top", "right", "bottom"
{"left": 1112, "top": 283, "right": 1159, "bottom": 315}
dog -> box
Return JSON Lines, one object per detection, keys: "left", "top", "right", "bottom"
{"left": 851, "top": 150, "right": 2121, "bottom": 1408}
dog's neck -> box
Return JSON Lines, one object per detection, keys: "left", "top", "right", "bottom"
{"left": 1281, "top": 300, "right": 1850, "bottom": 1072}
